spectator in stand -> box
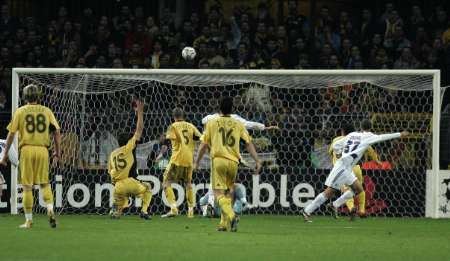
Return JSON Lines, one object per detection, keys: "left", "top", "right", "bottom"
{"left": 125, "top": 43, "right": 144, "bottom": 68}
{"left": 149, "top": 40, "right": 163, "bottom": 68}
{"left": 0, "top": 87, "right": 8, "bottom": 112}
{"left": 394, "top": 47, "right": 420, "bottom": 69}
{"left": 328, "top": 54, "right": 342, "bottom": 69}
{"left": 0, "top": 4, "right": 19, "bottom": 34}
{"left": 124, "top": 23, "right": 152, "bottom": 56}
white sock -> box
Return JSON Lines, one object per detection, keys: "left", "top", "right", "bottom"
{"left": 25, "top": 213, "right": 32, "bottom": 221}
{"left": 201, "top": 205, "right": 208, "bottom": 216}
{"left": 332, "top": 190, "right": 355, "bottom": 208}
{"left": 47, "top": 204, "right": 54, "bottom": 213}
{"left": 304, "top": 192, "right": 328, "bottom": 215}
{"left": 208, "top": 196, "right": 215, "bottom": 207}
{"left": 241, "top": 197, "right": 248, "bottom": 205}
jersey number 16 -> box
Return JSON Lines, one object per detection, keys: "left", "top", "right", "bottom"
{"left": 219, "top": 127, "right": 235, "bottom": 147}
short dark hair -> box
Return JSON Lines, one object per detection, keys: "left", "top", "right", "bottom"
{"left": 118, "top": 133, "right": 133, "bottom": 147}
{"left": 361, "top": 119, "right": 372, "bottom": 131}
{"left": 172, "top": 107, "right": 185, "bottom": 119}
{"left": 341, "top": 122, "right": 355, "bottom": 135}
{"left": 219, "top": 97, "right": 233, "bottom": 115}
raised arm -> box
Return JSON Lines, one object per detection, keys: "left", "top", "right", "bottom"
{"left": 134, "top": 99, "right": 144, "bottom": 141}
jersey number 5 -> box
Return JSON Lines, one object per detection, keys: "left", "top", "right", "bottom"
{"left": 25, "top": 114, "right": 47, "bottom": 133}
{"left": 113, "top": 153, "right": 127, "bottom": 170}
{"left": 182, "top": 129, "right": 190, "bottom": 145}
{"left": 219, "top": 127, "right": 235, "bottom": 147}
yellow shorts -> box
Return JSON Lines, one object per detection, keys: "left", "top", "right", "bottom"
{"left": 114, "top": 177, "right": 148, "bottom": 197}
{"left": 353, "top": 165, "right": 363, "bottom": 182}
{"left": 211, "top": 157, "right": 238, "bottom": 190}
{"left": 20, "top": 146, "right": 49, "bottom": 186}
{"left": 163, "top": 162, "right": 193, "bottom": 184}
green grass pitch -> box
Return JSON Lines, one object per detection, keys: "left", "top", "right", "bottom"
{"left": 0, "top": 214, "right": 449, "bottom": 261}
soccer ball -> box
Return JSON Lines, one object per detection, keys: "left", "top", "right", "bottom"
{"left": 182, "top": 47, "right": 196, "bottom": 60}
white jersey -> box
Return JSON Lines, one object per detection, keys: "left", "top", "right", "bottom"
{"left": 0, "top": 139, "right": 19, "bottom": 167}
{"left": 325, "top": 131, "right": 401, "bottom": 189}
{"left": 333, "top": 131, "right": 401, "bottom": 167}
{"left": 201, "top": 113, "right": 265, "bottom": 130}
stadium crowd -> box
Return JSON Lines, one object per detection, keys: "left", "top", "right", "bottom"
{"left": 0, "top": 1, "right": 449, "bottom": 168}
{"left": 0, "top": 2, "right": 448, "bottom": 96}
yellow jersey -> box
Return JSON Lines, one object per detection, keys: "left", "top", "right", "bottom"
{"left": 7, "top": 104, "right": 60, "bottom": 149}
{"left": 201, "top": 115, "right": 252, "bottom": 163}
{"left": 108, "top": 135, "right": 137, "bottom": 183}
{"left": 328, "top": 135, "right": 379, "bottom": 165}
{"left": 166, "top": 121, "right": 201, "bottom": 167}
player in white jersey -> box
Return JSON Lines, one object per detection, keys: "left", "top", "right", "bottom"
{"left": 302, "top": 120, "right": 409, "bottom": 222}
{"left": 199, "top": 183, "right": 255, "bottom": 217}
{"left": 0, "top": 139, "right": 19, "bottom": 199}
{"left": 200, "top": 113, "right": 276, "bottom": 215}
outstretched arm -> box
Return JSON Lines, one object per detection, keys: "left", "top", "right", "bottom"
{"left": 366, "top": 131, "right": 409, "bottom": 145}
{"left": 232, "top": 114, "right": 267, "bottom": 131}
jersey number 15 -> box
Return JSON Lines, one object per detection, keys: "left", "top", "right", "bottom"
{"left": 113, "top": 153, "right": 127, "bottom": 170}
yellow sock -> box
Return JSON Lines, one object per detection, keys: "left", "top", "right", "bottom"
{"left": 41, "top": 184, "right": 54, "bottom": 207}
{"left": 357, "top": 191, "right": 366, "bottom": 214}
{"left": 217, "top": 195, "right": 235, "bottom": 221}
{"left": 140, "top": 191, "right": 152, "bottom": 214}
{"left": 164, "top": 187, "right": 176, "bottom": 208}
{"left": 23, "top": 190, "right": 33, "bottom": 216}
{"left": 186, "top": 186, "right": 195, "bottom": 208}
{"left": 346, "top": 197, "right": 355, "bottom": 211}
{"left": 219, "top": 212, "right": 226, "bottom": 227}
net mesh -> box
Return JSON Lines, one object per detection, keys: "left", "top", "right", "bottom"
{"left": 14, "top": 70, "right": 443, "bottom": 217}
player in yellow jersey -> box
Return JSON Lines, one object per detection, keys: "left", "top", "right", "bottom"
{"left": 159, "top": 108, "right": 202, "bottom": 218}
{"left": 108, "top": 99, "right": 152, "bottom": 220}
{"left": 0, "top": 84, "right": 61, "bottom": 229}
{"left": 328, "top": 122, "right": 382, "bottom": 220}
{"left": 194, "top": 97, "right": 262, "bottom": 232}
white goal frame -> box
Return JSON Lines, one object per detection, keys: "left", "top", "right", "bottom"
{"left": 10, "top": 68, "right": 443, "bottom": 218}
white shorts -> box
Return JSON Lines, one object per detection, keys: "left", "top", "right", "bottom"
{"left": 325, "top": 160, "right": 357, "bottom": 190}
{"left": 0, "top": 172, "right": 5, "bottom": 184}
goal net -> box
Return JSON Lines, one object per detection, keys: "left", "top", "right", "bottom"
{"left": 9, "top": 69, "right": 445, "bottom": 217}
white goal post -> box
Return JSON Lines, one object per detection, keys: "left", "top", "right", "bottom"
{"left": 9, "top": 68, "right": 445, "bottom": 218}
